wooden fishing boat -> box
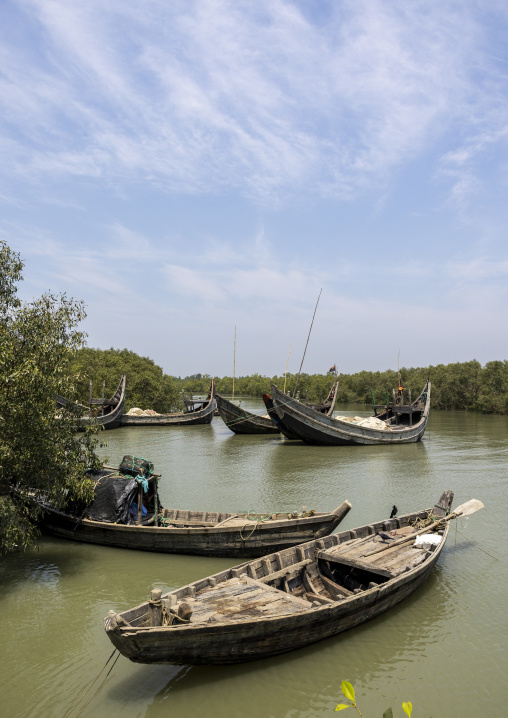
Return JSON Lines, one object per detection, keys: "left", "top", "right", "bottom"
{"left": 270, "top": 380, "right": 431, "bottom": 445}
{"left": 39, "top": 466, "right": 351, "bottom": 557}
{"left": 262, "top": 376, "right": 339, "bottom": 440}
{"left": 215, "top": 394, "right": 280, "bottom": 434}
{"left": 56, "top": 375, "right": 126, "bottom": 431}
{"left": 121, "top": 380, "right": 216, "bottom": 427}
{"left": 105, "top": 491, "right": 482, "bottom": 665}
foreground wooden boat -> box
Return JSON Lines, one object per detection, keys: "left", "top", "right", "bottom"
{"left": 56, "top": 375, "right": 126, "bottom": 431}
{"left": 121, "top": 380, "right": 216, "bottom": 427}
{"left": 270, "top": 380, "right": 431, "bottom": 445}
{"left": 215, "top": 394, "right": 280, "bottom": 434}
{"left": 262, "top": 377, "right": 339, "bottom": 440}
{"left": 39, "top": 466, "right": 351, "bottom": 557}
{"left": 105, "top": 491, "right": 481, "bottom": 665}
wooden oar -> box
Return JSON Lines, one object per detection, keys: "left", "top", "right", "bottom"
{"left": 365, "top": 499, "right": 484, "bottom": 557}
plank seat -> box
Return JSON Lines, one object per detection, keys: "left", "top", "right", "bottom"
{"left": 317, "top": 550, "right": 396, "bottom": 579}
{"left": 188, "top": 576, "right": 310, "bottom": 624}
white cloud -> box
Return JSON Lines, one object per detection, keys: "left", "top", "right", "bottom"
{"left": 1, "top": 0, "right": 503, "bottom": 206}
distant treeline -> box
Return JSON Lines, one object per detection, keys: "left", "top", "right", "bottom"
{"left": 68, "top": 351, "right": 508, "bottom": 415}
{"left": 177, "top": 360, "right": 508, "bottom": 414}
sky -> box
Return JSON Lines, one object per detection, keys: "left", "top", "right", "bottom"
{"left": 1, "top": 0, "right": 508, "bottom": 378}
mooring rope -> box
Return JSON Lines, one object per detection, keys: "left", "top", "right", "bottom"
{"left": 452, "top": 521, "right": 501, "bottom": 562}
{"left": 63, "top": 649, "right": 119, "bottom": 718}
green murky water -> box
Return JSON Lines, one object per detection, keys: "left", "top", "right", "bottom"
{"left": 1, "top": 401, "right": 507, "bottom": 717}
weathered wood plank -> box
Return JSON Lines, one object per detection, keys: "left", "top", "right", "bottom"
{"left": 317, "top": 551, "right": 396, "bottom": 579}
{"left": 258, "top": 559, "right": 312, "bottom": 584}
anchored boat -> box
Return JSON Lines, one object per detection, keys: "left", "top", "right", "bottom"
{"left": 121, "top": 380, "right": 216, "bottom": 427}
{"left": 39, "top": 462, "right": 351, "bottom": 557}
{"left": 56, "top": 375, "right": 126, "bottom": 431}
{"left": 105, "top": 491, "right": 482, "bottom": 665}
{"left": 270, "top": 380, "right": 431, "bottom": 445}
{"left": 215, "top": 394, "right": 280, "bottom": 434}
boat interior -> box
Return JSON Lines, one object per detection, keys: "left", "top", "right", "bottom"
{"left": 115, "top": 508, "right": 446, "bottom": 629}
{"left": 158, "top": 508, "right": 320, "bottom": 528}
{"left": 373, "top": 385, "right": 428, "bottom": 427}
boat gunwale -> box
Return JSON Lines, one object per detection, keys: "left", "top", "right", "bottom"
{"left": 40, "top": 503, "right": 342, "bottom": 532}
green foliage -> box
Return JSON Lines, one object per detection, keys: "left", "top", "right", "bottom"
{"left": 342, "top": 681, "right": 356, "bottom": 702}
{"left": 69, "top": 348, "right": 181, "bottom": 413}
{"left": 177, "top": 359, "right": 508, "bottom": 414}
{"left": 335, "top": 680, "right": 415, "bottom": 717}
{"left": 0, "top": 242, "right": 99, "bottom": 555}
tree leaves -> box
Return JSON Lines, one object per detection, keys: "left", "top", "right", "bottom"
{"left": 70, "top": 348, "right": 181, "bottom": 413}
{"left": 0, "top": 241, "right": 99, "bottom": 555}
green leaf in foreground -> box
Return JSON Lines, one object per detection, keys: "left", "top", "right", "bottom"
{"left": 335, "top": 705, "right": 350, "bottom": 711}
{"left": 341, "top": 681, "right": 355, "bottom": 702}
{"left": 402, "top": 701, "right": 412, "bottom": 717}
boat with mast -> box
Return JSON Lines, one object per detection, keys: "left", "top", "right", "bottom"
{"left": 270, "top": 378, "right": 431, "bottom": 445}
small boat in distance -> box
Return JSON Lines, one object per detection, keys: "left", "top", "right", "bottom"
{"left": 56, "top": 375, "right": 126, "bottom": 431}
{"left": 121, "top": 380, "right": 216, "bottom": 427}
{"left": 270, "top": 380, "right": 431, "bottom": 445}
{"left": 263, "top": 376, "right": 339, "bottom": 440}
{"left": 39, "top": 463, "right": 352, "bottom": 557}
{"left": 104, "top": 491, "right": 482, "bottom": 665}
{"left": 215, "top": 394, "right": 280, "bottom": 434}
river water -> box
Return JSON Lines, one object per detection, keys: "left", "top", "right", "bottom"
{"left": 1, "top": 400, "right": 507, "bottom": 717}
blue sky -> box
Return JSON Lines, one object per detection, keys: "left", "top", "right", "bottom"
{"left": 1, "top": 0, "right": 507, "bottom": 378}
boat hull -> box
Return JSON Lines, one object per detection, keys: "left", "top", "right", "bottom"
{"left": 262, "top": 394, "right": 300, "bottom": 439}
{"left": 106, "top": 510, "right": 447, "bottom": 664}
{"left": 121, "top": 381, "right": 216, "bottom": 426}
{"left": 121, "top": 399, "right": 216, "bottom": 426}
{"left": 40, "top": 502, "right": 351, "bottom": 558}
{"left": 215, "top": 394, "right": 279, "bottom": 434}
{"left": 57, "top": 375, "right": 126, "bottom": 431}
{"left": 271, "top": 382, "right": 431, "bottom": 446}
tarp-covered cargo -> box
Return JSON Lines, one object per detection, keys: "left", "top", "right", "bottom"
{"left": 83, "top": 468, "right": 161, "bottom": 524}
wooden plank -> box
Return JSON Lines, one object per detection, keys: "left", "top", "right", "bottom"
{"left": 319, "top": 573, "right": 353, "bottom": 598}
{"left": 329, "top": 535, "right": 378, "bottom": 558}
{"left": 305, "top": 592, "right": 334, "bottom": 605}
{"left": 317, "top": 551, "right": 395, "bottom": 578}
{"left": 257, "top": 559, "right": 312, "bottom": 584}
{"left": 239, "top": 575, "right": 311, "bottom": 609}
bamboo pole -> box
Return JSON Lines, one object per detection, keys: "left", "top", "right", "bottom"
{"left": 283, "top": 344, "right": 291, "bottom": 393}
{"left": 294, "top": 289, "right": 322, "bottom": 396}
{"left": 137, "top": 471, "right": 144, "bottom": 525}
{"left": 232, "top": 325, "right": 236, "bottom": 404}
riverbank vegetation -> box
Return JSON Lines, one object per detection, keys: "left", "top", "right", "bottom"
{"left": 69, "top": 348, "right": 181, "bottom": 413}
{"left": 176, "top": 360, "right": 508, "bottom": 414}
{"left": 0, "top": 242, "right": 99, "bottom": 555}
